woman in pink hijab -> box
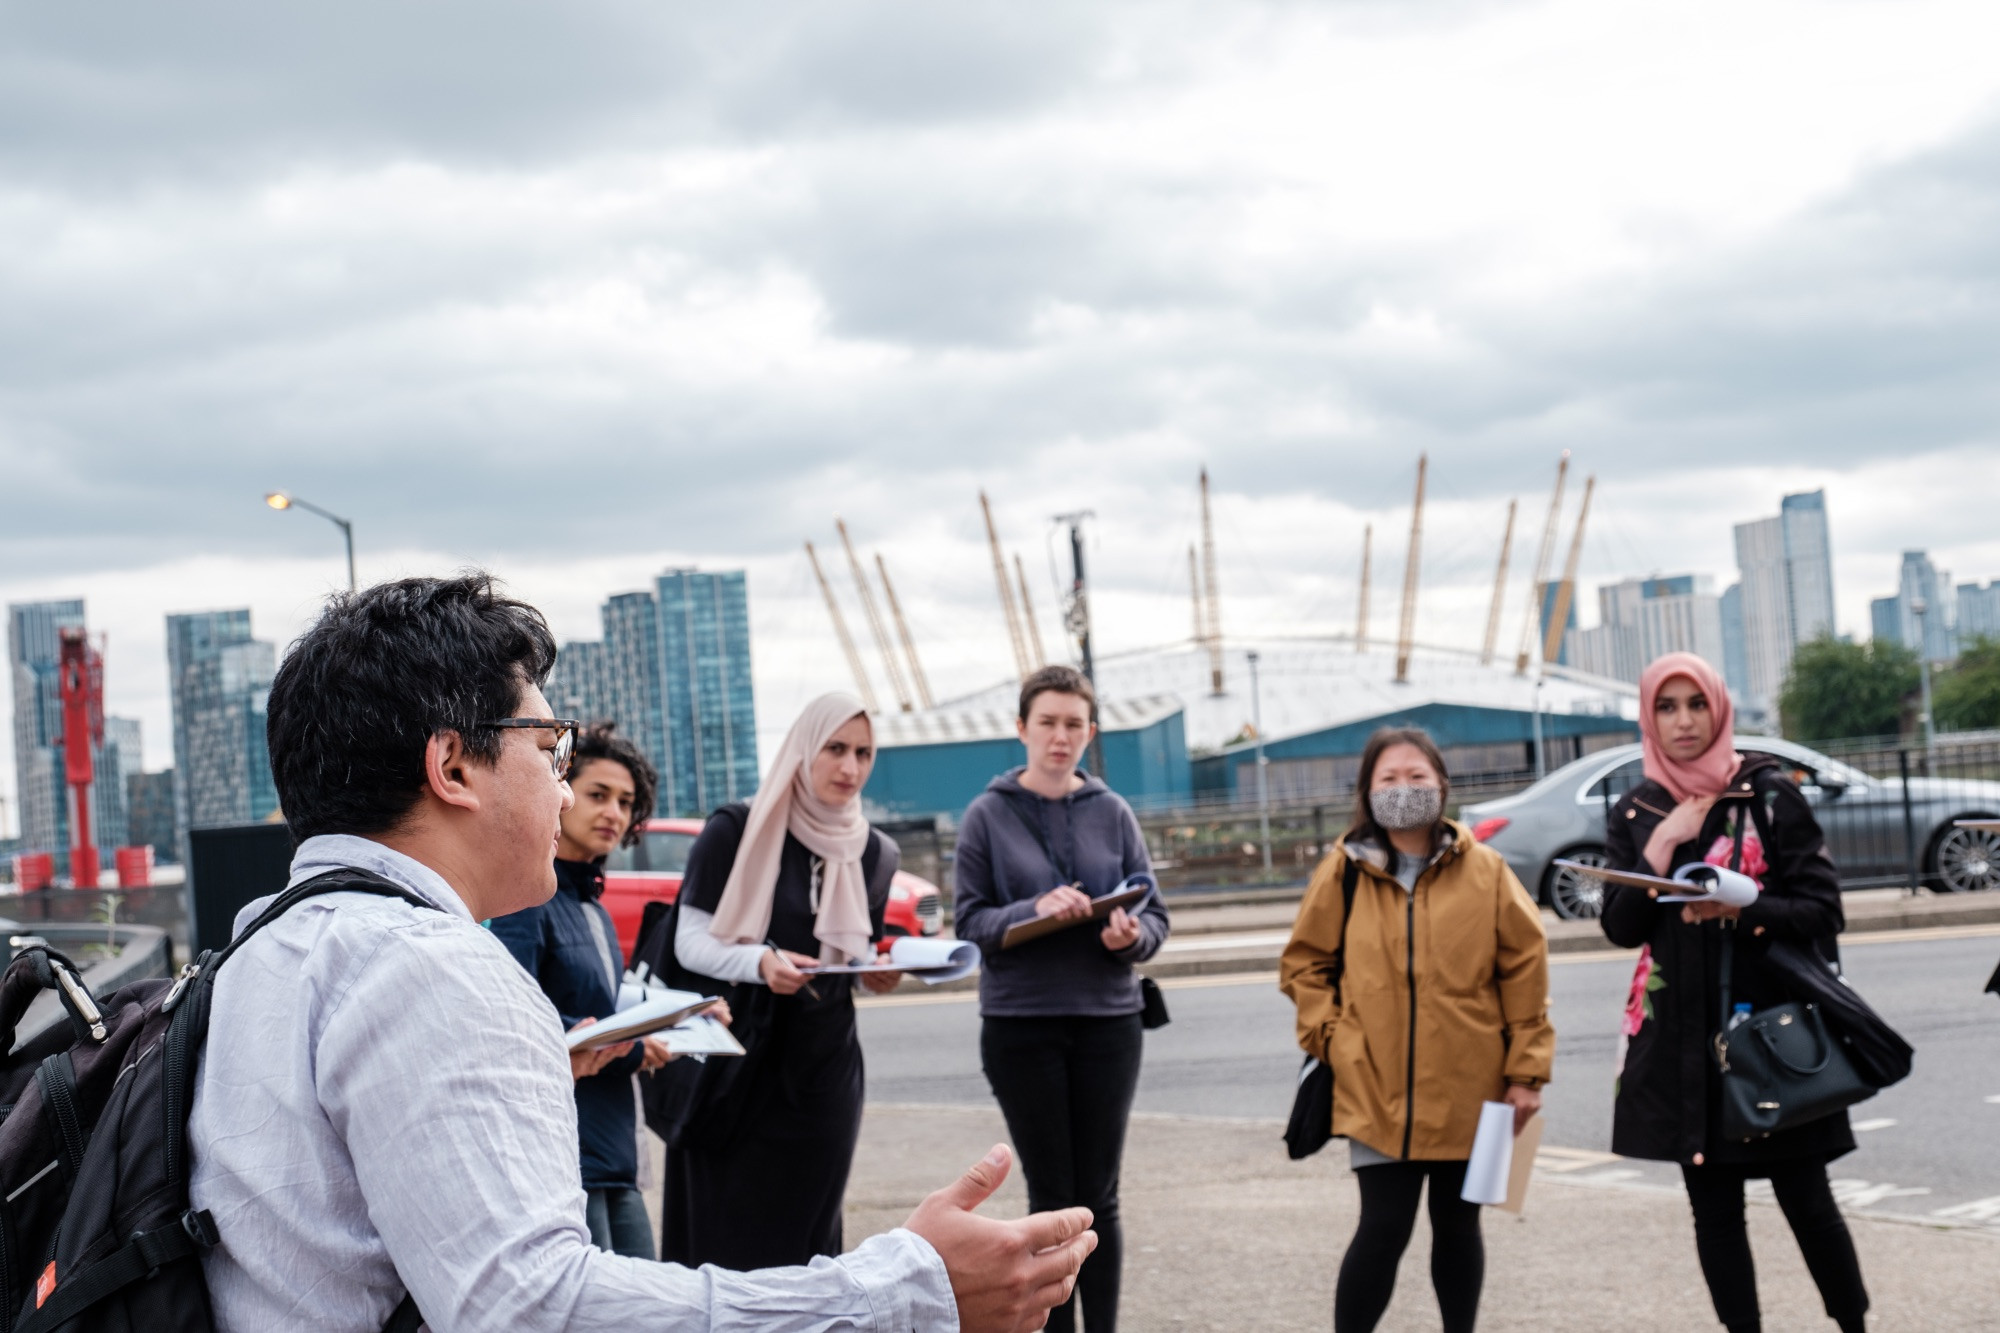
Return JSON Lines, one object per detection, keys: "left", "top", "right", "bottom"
{"left": 643, "top": 693, "right": 904, "bottom": 1272}
{"left": 1600, "top": 653, "right": 1870, "bottom": 1333}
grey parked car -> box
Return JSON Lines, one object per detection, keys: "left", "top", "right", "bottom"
{"left": 1462, "top": 737, "right": 2000, "bottom": 919}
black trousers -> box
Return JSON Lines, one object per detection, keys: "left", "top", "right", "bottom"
{"left": 1334, "top": 1159, "right": 1483, "bottom": 1333}
{"left": 1680, "top": 1158, "right": 1869, "bottom": 1333}
{"left": 981, "top": 1013, "right": 1145, "bottom": 1333}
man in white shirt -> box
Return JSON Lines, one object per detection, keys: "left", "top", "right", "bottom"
{"left": 190, "top": 573, "right": 1095, "bottom": 1333}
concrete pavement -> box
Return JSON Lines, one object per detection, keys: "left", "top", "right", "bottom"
{"left": 840, "top": 1102, "right": 1997, "bottom": 1331}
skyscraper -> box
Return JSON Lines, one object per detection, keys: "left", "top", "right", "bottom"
{"left": 166, "top": 610, "right": 280, "bottom": 842}
{"left": 1869, "top": 551, "right": 1957, "bottom": 661}
{"left": 656, "top": 568, "right": 758, "bottom": 814}
{"left": 1562, "top": 574, "right": 1724, "bottom": 685}
{"left": 1957, "top": 581, "right": 2000, "bottom": 644}
{"left": 1720, "top": 583, "right": 1749, "bottom": 701}
{"left": 9, "top": 599, "right": 84, "bottom": 860}
{"left": 1732, "top": 489, "right": 1837, "bottom": 709}
{"left": 6, "top": 601, "right": 133, "bottom": 873}
{"left": 550, "top": 570, "right": 758, "bottom": 816}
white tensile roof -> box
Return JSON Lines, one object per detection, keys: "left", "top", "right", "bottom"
{"left": 906, "top": 637, "right": 1635, "bottom": 753}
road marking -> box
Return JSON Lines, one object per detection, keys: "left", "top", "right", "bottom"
{"left": 1851, "top": 1118, "right": 1898, "bottom": 1132}
{"left": 1829, "top": 1180, "right": 1930, "bottom": 1208}
{"left": 1932, "top": 1195, "right": 2000, "bottom": 1223}
{"left": 1985, "top": 1095, "right": 2000, "bottom": 1105}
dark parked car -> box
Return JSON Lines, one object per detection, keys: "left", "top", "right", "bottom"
{"left": 1463, "top": 737, "right": 2000, "bottom": 918}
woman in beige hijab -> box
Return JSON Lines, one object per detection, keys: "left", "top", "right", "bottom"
{"left": 653, "top": 693, "right": 903, "bottom": 1270}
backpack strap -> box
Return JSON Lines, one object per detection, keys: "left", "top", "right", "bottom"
{"left": 14, "top": 1209, "right": 221, "bottom": 1333}
{"left": 156, "top": 868, "right": 441, "bottom": 1333}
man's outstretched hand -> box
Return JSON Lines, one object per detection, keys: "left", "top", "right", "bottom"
{"left": 903, "top": 1145, "right": 1097, "bottom": 1333}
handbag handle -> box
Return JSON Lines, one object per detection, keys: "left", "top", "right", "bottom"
{"left": 1752, "top": 1009, "right": 1834, "bottom": 1077}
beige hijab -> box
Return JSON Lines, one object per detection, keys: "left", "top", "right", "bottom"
{"left": 708, "top": 693, "right": 874, "bottom": 964}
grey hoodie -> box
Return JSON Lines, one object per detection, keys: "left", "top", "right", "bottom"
{"left": 952, "top": 768, "right": 1171, "bottom": 1018}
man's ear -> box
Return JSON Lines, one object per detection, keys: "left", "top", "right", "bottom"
{"left": 424, "top": 731, "right": 482, "bottom": 814}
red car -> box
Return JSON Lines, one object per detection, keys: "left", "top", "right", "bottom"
{"left": 602, "top": 817, "right": 944, "bottom": 963}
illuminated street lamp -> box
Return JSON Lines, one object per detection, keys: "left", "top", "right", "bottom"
{"left": 265, "top": 492, "right": 356, "bottom": 592}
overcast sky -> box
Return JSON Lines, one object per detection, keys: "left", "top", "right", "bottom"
{"left": 5, "top": 0, "right": 2000, "bottom": 832}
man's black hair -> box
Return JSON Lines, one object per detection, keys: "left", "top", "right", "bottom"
{"left": 569, "top": 721, "right": 659, "bottom": 848}
{"left": 267, "top": 573, "right": 559, "bottom": 842}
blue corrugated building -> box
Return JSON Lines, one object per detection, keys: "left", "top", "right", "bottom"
{"left": 1192, "top": 700, "right": 1635, "bottom": 801}
{"left": 865, "top": 696, "right": 1190, "bottom": 820}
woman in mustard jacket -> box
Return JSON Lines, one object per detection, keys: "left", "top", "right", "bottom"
{"left": 1280, "top": 726, "right": 1554, "bottom": 1333}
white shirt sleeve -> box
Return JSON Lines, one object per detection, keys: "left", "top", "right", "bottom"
{"left": 314, "top": 919, "right": 955, "bottom": 1332}
{"left": 676, "top": 904, "right": 771, "bottom": 985}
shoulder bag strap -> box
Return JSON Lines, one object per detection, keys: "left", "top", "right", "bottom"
{"left": 1331, "top": 855, "right": 1360, "bottom": 1004}
{"left": 1718, "top": 810, "right": 1748, "bottom": 1020}
{"left": 999, "top": 793, "right": 1073, "bottom": 885}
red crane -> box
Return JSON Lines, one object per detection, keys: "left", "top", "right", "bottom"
{"left": 57, "top": 627, "right": 105, "bottom": 889}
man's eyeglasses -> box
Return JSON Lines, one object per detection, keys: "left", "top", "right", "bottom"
{"left": 480, "top": 718, "right": 581, "bottom": 781}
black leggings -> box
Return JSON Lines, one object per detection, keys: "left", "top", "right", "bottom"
{"left": 981, "top": 1013, "right": 1144, "bottom": 1333}
{"left": 1335, "top": 1159, "right": 1483, "bottom": 1333}
{"left": 1681, "top": 1159, "right": 1869, "bottom": 1333}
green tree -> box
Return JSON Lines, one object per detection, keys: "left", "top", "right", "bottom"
{"left": 1778, "top": 635, "right": 1919, "bottom": 743}
{"left": 1935, "top": 636, "right": 2000, "bottom": 732}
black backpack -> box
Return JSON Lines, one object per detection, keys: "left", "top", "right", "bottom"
{"left": 0, "top": 871, "right": 432, "bottom": 1333}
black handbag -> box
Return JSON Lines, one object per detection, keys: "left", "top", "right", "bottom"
{"left": 1138, "top": 975, "right": 1171, "bottom": 1030}
{"left": 1284, "top": 857, "right": 1358, "bottom": 1160}
{"left": 1710, "top": 809, "right": 1873, "bottom": 1141}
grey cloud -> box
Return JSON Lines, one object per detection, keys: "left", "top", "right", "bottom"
{"left": 3, "top": 4, "right": 1996, "bottom": 587}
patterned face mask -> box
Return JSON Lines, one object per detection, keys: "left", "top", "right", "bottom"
{"left": 1370, "top": 784, "right": 1442, "bottom": 831}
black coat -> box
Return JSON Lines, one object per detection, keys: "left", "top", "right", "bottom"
{"left": 489, "top": 858, "right": 645, "bottom": 1191}
{"left": 1600, "top": 752, "right": 1856, "bottom": 1169}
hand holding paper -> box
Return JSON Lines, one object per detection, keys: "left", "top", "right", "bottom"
{"left": 1659, "top": 862, "right": 1759, "bottom": 907}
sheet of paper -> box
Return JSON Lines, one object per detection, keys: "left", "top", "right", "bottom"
{"left": 658, "top": 1014, "right": 745, "bottom": 1057}
{"left": 1461, "top": 1101, "right": 1517, "bottom": 1206}
{"left": 1496, "top": 1114, "right": 1544, "bottom": 1214}
{"left": 1000, "top": 875, "right": 1157, "bottom": 950}
{"left": 802, "top": 937, "right": 981, "bottom": 985}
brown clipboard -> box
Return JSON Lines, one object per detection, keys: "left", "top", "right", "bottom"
{"left": 1000, "top": 884, "right": 1152, "bottom": 949}
{"left": 1551, "top": 860, "right": 1689, "bottom": 894}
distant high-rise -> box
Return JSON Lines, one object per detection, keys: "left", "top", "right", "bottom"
{"left": 656, "top": 569, "right": 758, "bottom": 813}
{"left": 7, "top": 601, "right": 128, "bottom": 868}
{"left": 125, "top": 769, "right": 179, "bottom": 864}
{"left": 1534, "top": 581, "right": 1578, "bottom": 667}
{"left": 1732, "top": 489, "right": 1837, "bottom": 709}
{"left": 8, "top": 599, "right": 84, "bottom": 860}
{"left": 166, "top": 610, "right": 280, "bottom": 843}
{"left": 1563, "top": 574, "right": 1724, "bottom": 686}
{"left": 1869, "top": 552, "right": 1957, "bottom": 661}
{"left": 552, "top": 570, "right": 758, "bottom": 816}
{"left": 1719, "top": 583, "right": 1749, "bottom": 701}
{"left": 1957, "top": 581, "right": 2000, "bottom": 644}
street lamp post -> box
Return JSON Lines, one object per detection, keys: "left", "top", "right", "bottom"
{"left": 1912, "top": 596, "right": 1936, "bottom": 769}
{"left": 266, "top": 492, "right": 356, "bottom": 592}
{"left": 1248, "top": 649, "right": 1273, "bottom": 874}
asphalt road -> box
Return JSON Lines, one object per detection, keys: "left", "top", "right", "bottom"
{"left": 857, "top": 926, "right": 2000, "bottom": 1231}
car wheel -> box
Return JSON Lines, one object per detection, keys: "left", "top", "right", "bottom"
{"left": 1544, "top": 848, "right": 1610, "bottom": 920}
{"left": 1930, "top": 821, "right": 2000, "bottom": 893}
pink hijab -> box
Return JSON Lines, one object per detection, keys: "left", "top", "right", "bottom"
{"left": 1637, "top": 652, "right": 1740, "bottom": 803}
{"left": 707, "top": 693, "right": 875, "bottom": 964}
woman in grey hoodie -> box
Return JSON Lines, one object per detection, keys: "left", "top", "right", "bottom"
{"left": 953, "top": 665, "right": 1172, "bottom": 1333}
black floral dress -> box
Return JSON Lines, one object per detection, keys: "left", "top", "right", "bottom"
{"left": 1600, "top": 752, "right": 1856, "bottom": 1169}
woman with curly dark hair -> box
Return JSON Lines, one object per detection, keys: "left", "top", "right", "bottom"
{"left": 491, "top": 721, "right": 666, "bottom": 1259}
